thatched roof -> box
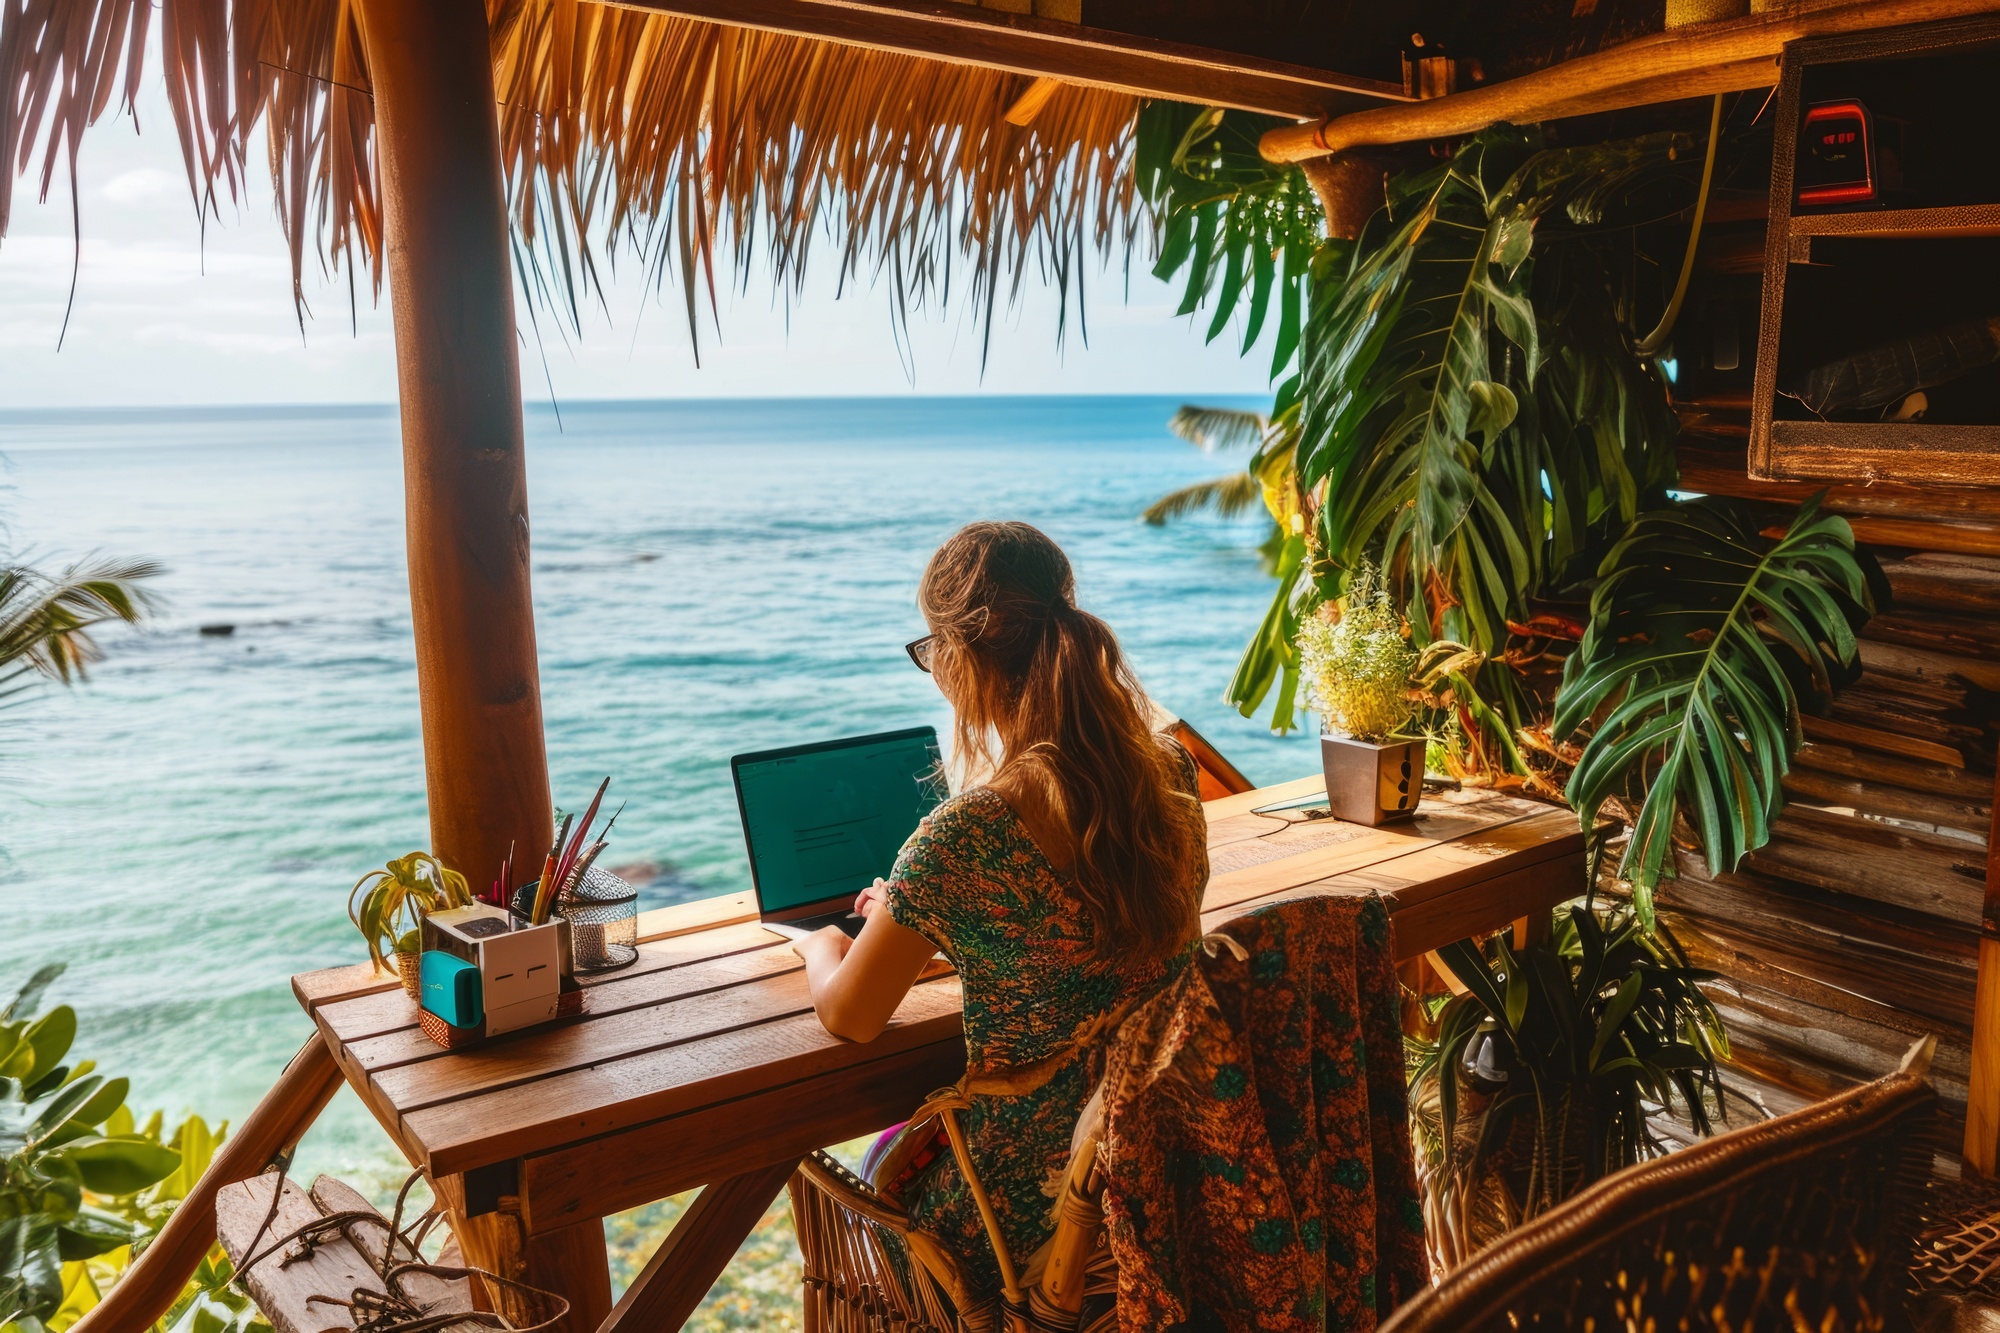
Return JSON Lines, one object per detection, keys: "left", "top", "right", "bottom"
{"left": 1, "top": 0, "right": 1144, "bottom": 339}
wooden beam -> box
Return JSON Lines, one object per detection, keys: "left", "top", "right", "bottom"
{"left": 357, "top": 0, "right": 554, "bottom": 889}
{"left": 1961, "top": 768, "right": 2000, "bottom": 1175}
{"left": 1260, "top": 0, "right": 2000, "bottom": 162}
{"left": 600, "top": 0, "right": 1407, "bottom": 119}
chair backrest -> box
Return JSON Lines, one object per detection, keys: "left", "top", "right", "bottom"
{"left": 1381, "top": 1068, "right": 1938, "bottom": 1332}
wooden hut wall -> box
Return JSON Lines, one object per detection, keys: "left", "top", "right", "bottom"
{"left": 1663, "top": 278, "right": 2000, "bottom": 1138}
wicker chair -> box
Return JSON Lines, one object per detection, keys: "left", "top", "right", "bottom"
{"left": 1381, "top": 1056, "right": 1940, "bottom": 1333}
{"left": 789, "top": 1097, "right": 1116, "bottom": 1333}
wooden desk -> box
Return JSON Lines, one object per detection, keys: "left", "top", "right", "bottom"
{"left": 292, "top": 778, "right": 1580, "bottom": 1331}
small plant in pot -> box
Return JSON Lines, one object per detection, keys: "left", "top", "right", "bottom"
{"left": 1408, "top": 904, "right": 1729, "bottom": 1271}
{"left": 349, "top": 851, "right": 472, "bottom": 998}
{"left": 1298, "top": 568, "right": 1430, "bottom": 825}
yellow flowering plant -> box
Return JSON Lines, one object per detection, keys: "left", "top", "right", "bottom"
{"left": 1297, "top": 568, "right": 1420, "bottom": 743}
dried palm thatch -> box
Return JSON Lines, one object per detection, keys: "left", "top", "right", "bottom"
{"left": 0, "top": 0, "right": 1146, "bottom": 350}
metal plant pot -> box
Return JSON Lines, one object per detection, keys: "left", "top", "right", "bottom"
{"left": 1320, "top": 733, "right": 1423, "bottom": 826}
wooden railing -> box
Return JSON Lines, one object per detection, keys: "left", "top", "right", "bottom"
{"left": 71, "top": 1034, "right": 344, "bottom": 1333}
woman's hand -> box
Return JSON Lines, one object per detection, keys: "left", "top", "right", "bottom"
{"left": 854, "top": 877, "right": 889, "bottom": 921}
{"left": 795, "top": 910, "right": 938, "bottom": 1044}
{"left": 792, "top": 925, "right": 853, "bottom": 965}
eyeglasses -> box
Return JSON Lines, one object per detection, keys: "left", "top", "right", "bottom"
{"left": 905, "top": 634, "right": 937, "bottom": 674}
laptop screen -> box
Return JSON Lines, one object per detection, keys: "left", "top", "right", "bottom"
{"left": 732, "top": 727, "right": 946, "bottom": 914}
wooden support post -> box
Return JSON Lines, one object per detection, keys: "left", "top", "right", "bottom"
{"left": 433, "top": 1177, "right": 612, "bottom": 1333}
{"left": 1961, "top": 766, "right": 2000, "bottom": 1175}
{"left": 356, "top": 0, "right": 553, "bottom": 889}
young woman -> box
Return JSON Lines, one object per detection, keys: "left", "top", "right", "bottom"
{"left": 793, "top": 520, "right": 1210, "bottom": 1299}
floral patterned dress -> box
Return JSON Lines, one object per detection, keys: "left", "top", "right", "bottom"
{"left": 880, "top": 742, "right": 1204, "bottom": 1300}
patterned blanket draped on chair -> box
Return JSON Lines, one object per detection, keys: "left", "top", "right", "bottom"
{"left": 1099, "top": 894, "right": 1429, "bottom": 1333}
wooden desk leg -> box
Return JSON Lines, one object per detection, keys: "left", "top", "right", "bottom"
{"left": 601, "top": 1159, "right": 801, "bottom": 1333}
{"left": 437, "top": 1177, "right": 612, "bottom": 1333}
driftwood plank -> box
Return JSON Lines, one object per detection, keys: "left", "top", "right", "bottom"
{"left": 309, "top": 1176, "right": 476, "bottom": 1319}
{"left": 216, "top": 1174, "right": 483, "bottom": 1333}
{"left": 1794, "top": 739, "right": 1993, "bottom": 803}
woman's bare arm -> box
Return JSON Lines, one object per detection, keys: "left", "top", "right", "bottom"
{"left": 795, "top": 900, "right": 938, "bottom": 1043}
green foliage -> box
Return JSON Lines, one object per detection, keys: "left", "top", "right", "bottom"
{"left": 1297, "top": 569, "right": 1420, "bottom": 742}
{"left": 0, "top": 559, "right": 158, "bottom": 712}
{"left": 348, "top": 852, "right": 474, "bottom": 972}
{"left": 49, "top": 1114, "right": 264, "bottom": 1333}
{"left": 1202, "top": 125, "right": 1690, "bottom": 748}
{"left": 1297, "top": 127, "right": 1684, "bottom": 656}
{"left": 0, "top": 966, "right": 183, "bottom": 1331}
{"left": 1135, "top": 102, "right": 1321, "bottom": 376}
{"left": 1556, "top": 496, "right": 1882, "bottom": 924}
{"left": 1140, "top": 473, "right": 1263, "bottom": 527}
{"left": 1412, "top": 907, "right": 1727, "bottom": 1249}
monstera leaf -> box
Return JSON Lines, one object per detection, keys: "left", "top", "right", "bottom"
{"left": 1298, "top": 131, "right": 1542, "bottom": 655}
{"left": 1555, "top": 496, "right": 1883, "bottom": 924}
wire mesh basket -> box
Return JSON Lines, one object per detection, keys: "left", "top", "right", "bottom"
{"left": 555, "top": 865, "right": 639, "bottom": 973}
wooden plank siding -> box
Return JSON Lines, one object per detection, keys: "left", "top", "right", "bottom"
{"left": 1669, "top": 435, "right": 2000, "bottom": 1141}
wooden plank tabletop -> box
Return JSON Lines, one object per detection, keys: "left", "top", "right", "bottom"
{"left": 294, "top": 776, "right": 1581, "bottom": 1226}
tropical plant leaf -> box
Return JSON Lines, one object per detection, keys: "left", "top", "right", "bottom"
{"left": 1555, "top": 494, "right": 1881, "bottom": 924}
{"left": 1166, "top": 405, "right": 1268, "bottom": 454}
{"left": 1224, "top": 535, "right": 1309, "bottom": 732}
{"left": 0, "top": 559, "right": 160, "bottom": 693}
{"left": 62, "top": 1136, "right": 182, "bottom": 1196}
{"left": 1136, "top": 101, "right": 1322, "bottom": 370}
{"left": 2, "top": 966, "right": 63, "bottom": 1024}
{"left": 1141, "top": 474, "right": 1265, "bottom": 526}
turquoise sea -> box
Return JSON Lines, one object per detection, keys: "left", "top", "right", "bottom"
{"left": 0, "top": 395, "right": 1313, "bottom": 1183}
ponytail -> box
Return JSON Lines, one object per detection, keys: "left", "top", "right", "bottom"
{"left": 919, "top": 522, "right": 1207, "bottom": 959}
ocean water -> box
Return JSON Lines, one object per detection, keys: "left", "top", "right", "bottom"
{"left": 0, "top": 395, "right": 1313, "bottom": 1179}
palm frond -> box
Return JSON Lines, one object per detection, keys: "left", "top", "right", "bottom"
{"left": 1167, "top": 405, "right": 1268, "bottom": 454}
{"left": 0, "top": 557, "right": 161, "bottom": 695}
{"left": 1553, "top": 495, "right": 1881, "bottom": 924}
{"left": 1136, "top": 101, "right": 1322, "bottom": 372}
{"left": 1141, "top": 472, "right": 1263, "bottom": 526}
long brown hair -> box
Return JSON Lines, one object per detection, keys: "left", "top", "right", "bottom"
{"left": 919, "top": 521, "right": 1207, "bottom": 960}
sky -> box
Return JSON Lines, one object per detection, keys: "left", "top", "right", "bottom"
{"left": 0, "top": 78, "right": 1276, "bottom": 408}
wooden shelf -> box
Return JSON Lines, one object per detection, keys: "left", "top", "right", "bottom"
{"left": 1750, "top": 16, "right": 2000, "bottom": 490}
{"left": 1790, "top": 203, "right": 2000, "bottom": 238}
{"left": 1764, "top": 420, "right": 2000, "bottom": 486}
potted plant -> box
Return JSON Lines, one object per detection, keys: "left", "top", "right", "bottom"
{"left": 1408, "top": 904, "right": 1728, "bottom": 1271}
{"left": 349, "top": 852, "right": 472, "bottom": 998}
{"left": 1297, "top": 568, "right": 1429, "bottom": 825}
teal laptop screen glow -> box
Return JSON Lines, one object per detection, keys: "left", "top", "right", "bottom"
{"left": 733, "top": 728, "right": 945, "bottom": 913}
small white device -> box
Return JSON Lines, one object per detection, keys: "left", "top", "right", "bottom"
{"left": 423, "top": 904, "right": 563, "bottom": 1037}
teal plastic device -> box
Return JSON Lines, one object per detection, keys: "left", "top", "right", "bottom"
{"left": 419, "top": 950, "right": 483, "bottom": 1029}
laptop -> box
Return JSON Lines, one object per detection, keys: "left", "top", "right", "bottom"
{"left": 732, "top": 726, "right": 947, "bottom": 940}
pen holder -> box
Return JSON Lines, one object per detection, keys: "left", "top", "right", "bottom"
{"left": 416, "top": 904, "right": 582, "bottom": 1050}
{"left": 512, "top": 869, "right": 639, "bottom": 975}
